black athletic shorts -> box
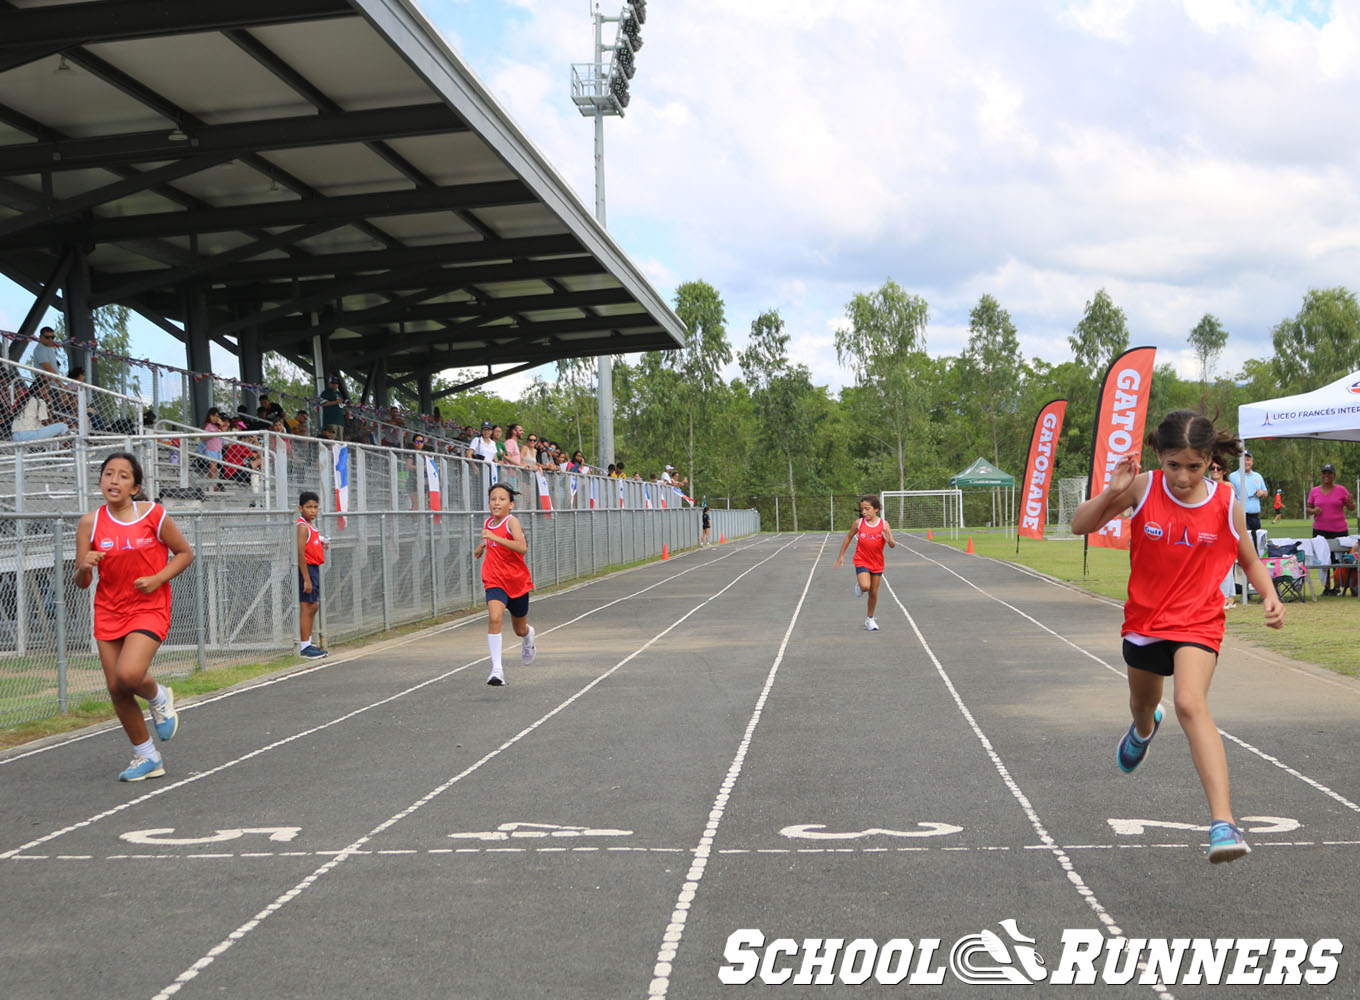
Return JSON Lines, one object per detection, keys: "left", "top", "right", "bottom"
{"left": 485, "top": 587, "right": 529, "bottom": 618}
{"left": 1122, "top": 638, "right": 1217, "bottom": 677}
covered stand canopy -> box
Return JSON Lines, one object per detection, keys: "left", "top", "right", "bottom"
{"left": 949, "top": 457, "right": 1016, "bottom": 533}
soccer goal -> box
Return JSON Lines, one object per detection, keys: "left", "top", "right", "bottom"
{"left": 880, "top": 489, "right": 964, "bottom": 538}
{"left": 1050, "top": 477, "right": 1088, "bottom": 538}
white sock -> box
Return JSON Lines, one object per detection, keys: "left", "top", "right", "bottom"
{"left": 133, "top": 737, "right": 160, "bottom": 762}
{"left": 488, "top": 633, "right": 503, "bottom": 673}
{"left": 151, "top": 684, "right": 169, "bottom": 708}
{"left": 300, "top": 636, "right": 311, "bottom": 651}
{"left": 522, "top": 626, "right": 534, "bottom": 649}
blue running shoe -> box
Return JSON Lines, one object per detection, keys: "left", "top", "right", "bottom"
{"left": 118, "top": 754, "right": 165, "bottom": 782}
{"left": 301, "top": 645, "right": 328, "bottom": 658}
{"left": 1117, "top": 706, "right": 1163, "bottom": 773}
{"left": 150, "top": 687, "right": 178, "bottom": 741}
{"left": 1207, "top": 820, "right": 1251, "bottom": 864}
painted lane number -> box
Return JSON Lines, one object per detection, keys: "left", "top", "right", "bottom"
{"left": 121, "top": 827, "right": 302, "bottom": 846}
{"left": 1107, "top": 816, "right": 1301, "bottom": 836}
{"left": 780, "top": 822, "right": 963, "bottom": 840}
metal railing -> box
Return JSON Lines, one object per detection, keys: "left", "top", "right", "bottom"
{"left": 0, "top": 505, "right": 760, "bottom": 728}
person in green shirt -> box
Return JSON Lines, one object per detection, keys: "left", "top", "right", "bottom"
{"left": 320, "top": 374, "right": 346, "bottom": 438}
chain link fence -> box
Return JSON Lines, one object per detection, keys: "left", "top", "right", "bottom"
{"left": 0, "top": 505, "right": 759, "bottom": 728}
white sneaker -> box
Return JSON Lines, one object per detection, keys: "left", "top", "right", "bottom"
{"left": 865, "top": 617, "right": 879, "bottom": 631}
{"left": 521, "top": 626, "right": 536, "bottom": 666}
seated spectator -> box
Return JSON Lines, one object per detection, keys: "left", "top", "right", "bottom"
{"left": 258, "top": 393, "right": 285, "bottom": 423}
{"left": 288, "top": 409, "right": 308, "bottom": 435}
{"left": 222, "top": 432, "right": 262, "bottom": 484}
{"left": 4, "top": 372, "right": 70, "bottom": 442}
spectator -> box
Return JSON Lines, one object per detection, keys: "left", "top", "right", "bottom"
{"left": 200, "top": 407, "right": 225, "bottom": 489}
{"left": 660, "top": 464, "right": 675, "bottom": 485}
{"left": 222, "top": 432, "right": 261, "bottom": 485}
{"left": 270, "top": 417, "right": 293, "bottom": 461}
{"left": 566, "top": 450, "right": 586, "bottom": 474}
{"left": 468, "top": 421, "right": 498, "bottom": 462}
{"left": 615, "top": 460, "right": 627, "bottom": 479}
{"left": 606, "top": 463, "right": 616, "bottom": 478}
{"left": 404, "top": 434, "right": 427, "bottom": 510}
{"left": 1227, "top": 450, "right": 1267, "bottom": 542}
{"left": 320, "top": 375, "right": 346, "bottom": 438}
{"left": 7, "top": 376, "right": 69, "bottom": 443}
{"left": 503, "top": 423, "right": 525, "bottom": 466}
{"left": 288, "top": 409, "right": 308, "bottom": 435}
{"left": 30, "top": 326, "right": 62, "bottom": 377}
{"left": 522, "top": 432, "right": 544, "bottom": 469}
{"left": 381, "top": 406, "right": 406, "bottom": 449}
{"left": 257, "top": 393, "right": 285, "bottom": 424}
{"left": 492, "top": 424, "right": 506, "bottom": 460}
{"left": 1307, "top": 463, "right": 1357, "bottom": 595}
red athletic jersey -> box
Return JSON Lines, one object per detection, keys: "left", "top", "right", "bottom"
{"left": 481, "top": 515, "right": 533, "bottom": 597}
{"left": 90, "top": 503, "right": 173, "bottom": 641}
{"left": 298, "top": 516, "right": 325, "bottom": 565}
{"left": 1123, "top": 471, "right": 1239, "bottom": 650}
{"left": 853, "top": 517, "right": 887, "bottom": 573}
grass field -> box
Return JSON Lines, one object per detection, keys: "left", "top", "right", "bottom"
{"left": 922, "top": 520, "right": 1359, "bottom": 678}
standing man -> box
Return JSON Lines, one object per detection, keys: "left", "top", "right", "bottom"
{"left": 30, "top": 326, "right": 62, "bottom": 376}
{"left": 320, "top": 375, "right": 346, "bottom": 440}
{"left": 1228, "top": 450, "right": 1268, "bottom": 548}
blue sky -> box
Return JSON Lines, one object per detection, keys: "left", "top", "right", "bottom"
{"left": 3, "top": 0, "right": 1357, "bottom": 399}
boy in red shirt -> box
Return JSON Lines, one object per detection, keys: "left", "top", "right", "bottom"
{"left": 296, "top": 491, "right": 328, "bottom": 658}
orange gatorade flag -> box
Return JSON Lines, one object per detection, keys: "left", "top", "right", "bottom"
{"left": 1017, "top": 399, "right": 1067, "bottom": 541}
{"left": 1086, "top": 346, "right": 1157, "bottom": 551}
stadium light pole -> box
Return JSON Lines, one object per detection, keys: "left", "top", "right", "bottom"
{"left": 571, "top": 0, "right": 646, "bottom": 468}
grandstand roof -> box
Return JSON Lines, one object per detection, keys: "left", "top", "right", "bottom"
{"left": 0, "top": 0, "right": 684, "bottom": 391}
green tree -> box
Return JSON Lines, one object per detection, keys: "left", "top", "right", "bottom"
{"left": 1068, "top": 289, "right": 1130, "bottom": 373}
{"left": 738, "top": 309, "right": 820, "bottom": 528}
{"left": 1187, "top": 313, "right": 1228, "bottom": 385}
{"left": 1271, "top": 287, "right": 1360, "bottom": 392}
{"left": 962, "top": 294, "right": 1024, "bottom": 465}
{"left": 665, "top": 280, "right": 733, "bottom": 485}
{"left": 834, "top": 279, "right": 930, "bottom": 490}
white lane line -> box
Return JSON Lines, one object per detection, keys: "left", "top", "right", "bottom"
{"left": 147, "top": 536, "right": 806, "bottom": 1000}
{"left": 647, "top": 534, "right": 828, "bottom": 999}
{"left": 0, "top": 538, "right": 776, "bottom": 861}
{"left": 0, "top": 535, "right": 775, "bottom": 768}
{"left": 10, "top": 838, "right": 1357, "bottom": 864}
{"left": 880, "top": 576, "right": 1177, "bottom": 1000}
{"left": 903, "top": 543, "right": 1360, "bottom": 817}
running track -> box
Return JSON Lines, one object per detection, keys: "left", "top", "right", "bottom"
{"left": 2, "top": 533, "right": 1358, "bottom": 999}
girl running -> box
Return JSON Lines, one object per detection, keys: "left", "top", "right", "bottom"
{"left": 473, "top": 483, "right": 535, "bottom": 686}
{"left": 74, "top": 452, "right": 195, "bottom": 781}
{"left": 1071, "top": 410, "right": 1284, "bottom": 863}
{"left": 832, "top": 495, "right": 896, "bottom": 631}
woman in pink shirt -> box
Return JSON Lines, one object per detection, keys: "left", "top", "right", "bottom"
{"left": 1308, "top": 463, "right": 1356, "bottom": 594}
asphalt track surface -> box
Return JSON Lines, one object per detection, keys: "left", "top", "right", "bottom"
{"left": 2, "top": 532, "right": 1358, "bottom": 1000}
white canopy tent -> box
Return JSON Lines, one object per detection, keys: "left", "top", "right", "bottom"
{"left": 1236, "top": 370, "right": 1360, "bottom": 602}
{"left": 1238, "top": 370, "right": 1360, "bottom": 442}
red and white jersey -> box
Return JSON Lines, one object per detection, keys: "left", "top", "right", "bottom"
{"left": 853, "top": 517, "right": 887, "bottom": 573}
{"left": 481, "top": 515, "right": 534, "bottom": 597}
{"left": 90, "top": 502, "right": 173, "bottom": 640}
{"left": 1123, "top": 471, "right": 1240, "bottom": 650}
{"left": 298, "top": 516, "right": 325, "bottom": 565}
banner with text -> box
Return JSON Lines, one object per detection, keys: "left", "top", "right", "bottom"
{"left": 1018, "top": 399, "right": 1067, "bottom": 540}
{"left": 1087, "top": 346, "right": 1157, "bottom": 551}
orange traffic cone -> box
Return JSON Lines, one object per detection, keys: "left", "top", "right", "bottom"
{"left": 719, "top": 532, "right": 725, "bottom": 544}
{"left": 926, "top": 528, "right": 933, "bottom": 540}
{"left": 966, "top": 536, "right": 974, "bottom": 554}
{"left": 661, "top": 542, "right": 670, "bottom": 561}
